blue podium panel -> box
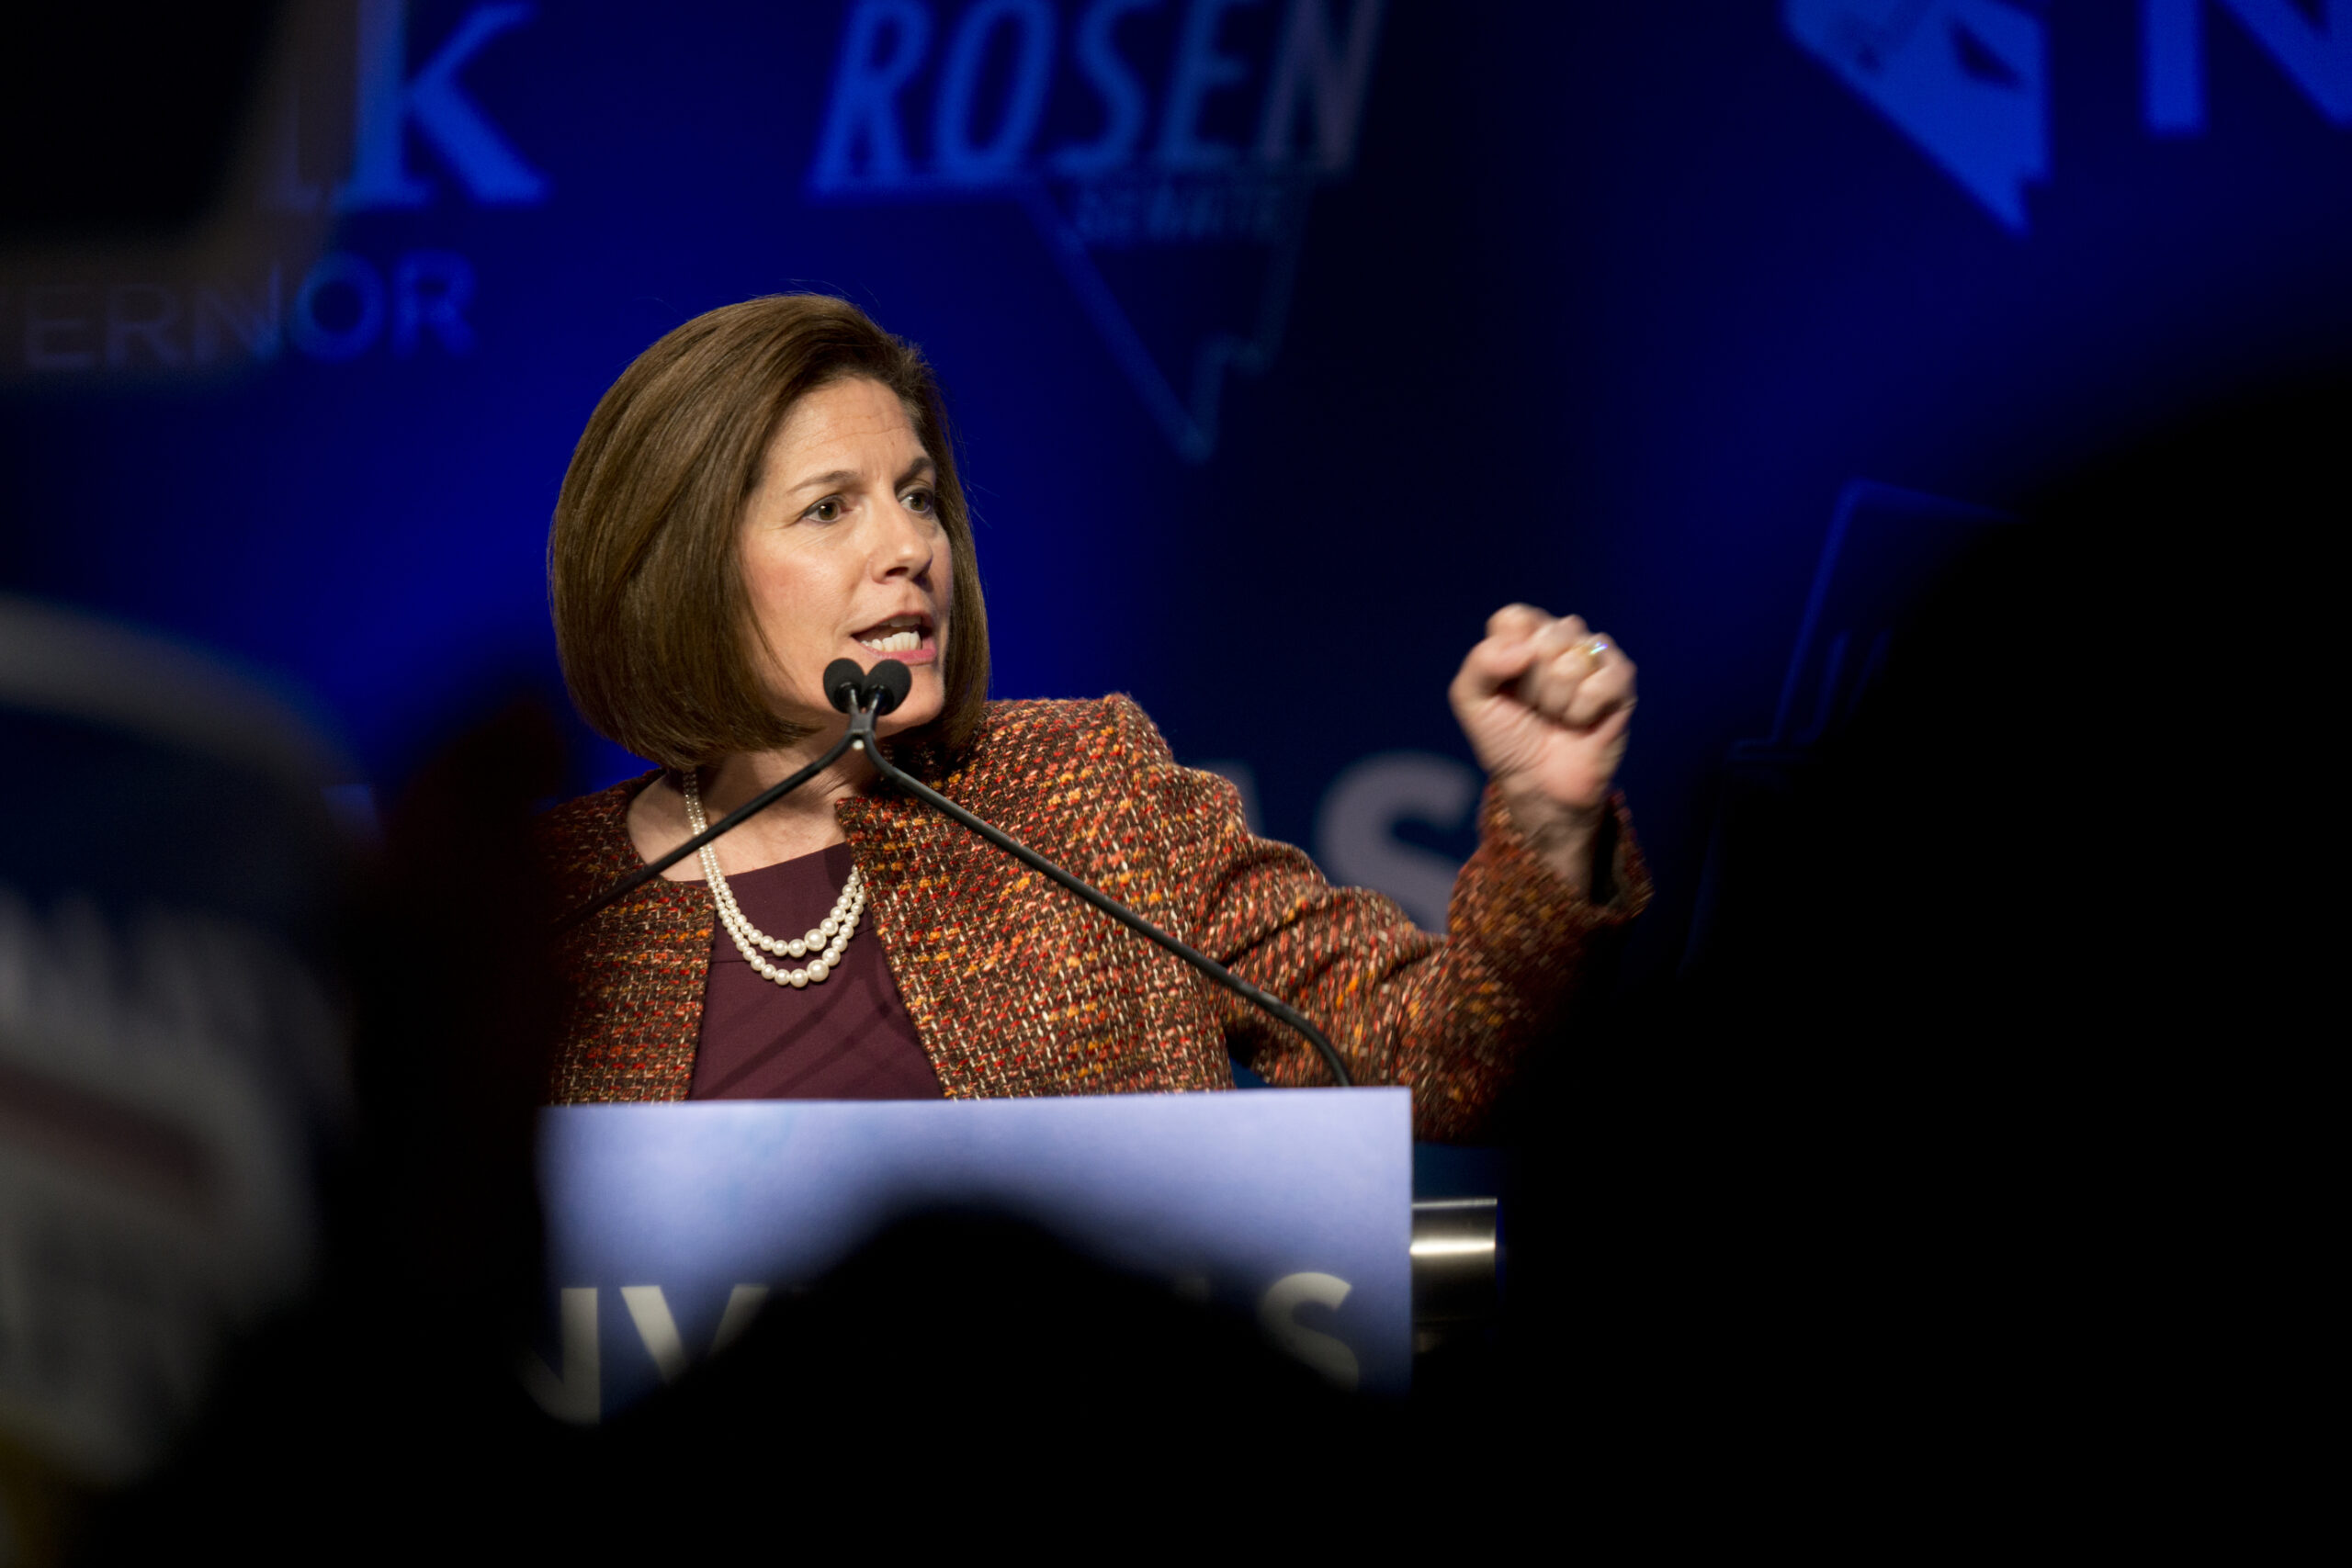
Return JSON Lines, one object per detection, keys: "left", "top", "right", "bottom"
{"left": 533, "top": 1089, "right": 1411, "bottom": 1419}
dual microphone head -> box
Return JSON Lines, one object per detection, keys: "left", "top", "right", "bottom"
{"left": 824, "top": 658, "right": 912, "bottom": 717}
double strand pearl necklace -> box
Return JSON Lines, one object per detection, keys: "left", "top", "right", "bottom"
{"left": 683, "top": 770, "right": 865, "bottom": 989}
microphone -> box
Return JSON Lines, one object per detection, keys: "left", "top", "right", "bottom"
{"left": 823, "top": 658, "right": 864, "bottom": 715}
{"left": 824, "top": 657, "right": 910, "bottom": 716}
{"left": 848, "top": 660, "right": 1354, "bottom": 1088}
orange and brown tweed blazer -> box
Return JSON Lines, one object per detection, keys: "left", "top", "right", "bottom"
{"left": 534, "top": 695, "right": 1648, "bottom": 1141}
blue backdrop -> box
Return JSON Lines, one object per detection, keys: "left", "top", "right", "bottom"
{"left": 4, "top": 0, "right": 2347, "bottom": 978}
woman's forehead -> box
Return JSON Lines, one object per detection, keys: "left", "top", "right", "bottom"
{"left": 769, "top": 378, "right": 925, "bottom": 470}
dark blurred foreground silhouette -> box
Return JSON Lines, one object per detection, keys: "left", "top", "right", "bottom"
{"left": 1504, "top": 378, "right": 2335, "bottom": 1518}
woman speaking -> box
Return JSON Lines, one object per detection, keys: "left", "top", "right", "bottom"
{"left": 537, "top": 295, "right": 1646, "bottom": 1139}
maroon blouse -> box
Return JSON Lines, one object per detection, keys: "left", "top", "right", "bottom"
{"left": 686, "top": 842, "right": 943, "bottom": 1100}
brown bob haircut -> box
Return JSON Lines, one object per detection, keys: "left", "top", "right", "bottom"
{"left": 548, "top": 294, "right": 989, "bottom": 770}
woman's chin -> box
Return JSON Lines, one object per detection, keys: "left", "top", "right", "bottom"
{"left": 875, "top": 696, "right": 944, "bottom": 739}
{"left": 872, "top": 674, "right": 946, "bottom": 737}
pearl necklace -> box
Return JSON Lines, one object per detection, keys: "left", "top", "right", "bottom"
{"left": 683, "top": 770, "right": 865, "bottom": 989}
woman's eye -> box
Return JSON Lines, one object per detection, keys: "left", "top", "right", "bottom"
{"left": 902, "top": 489, "right": 935, "bottom": 515}
{"left": 806, "top": 498, "right": 842, "bottom": 523}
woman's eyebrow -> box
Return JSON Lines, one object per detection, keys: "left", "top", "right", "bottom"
{"left": 786, "top": 468, "right": 860, "bottom": 496}
{"left": 784, "top": 456, "right": 933, "bottom": 497}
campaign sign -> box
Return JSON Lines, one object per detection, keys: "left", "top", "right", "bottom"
{"left": 531, "top": 1088, "right": 1410, "bottom": 1420}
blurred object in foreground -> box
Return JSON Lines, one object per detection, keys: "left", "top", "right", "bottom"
{"left": 0, "top": 0, "right": 341, "bottom": 393}
{"left": 0, "top": 5, "right": 281, "bottom": 245}
{"left": 0, "top": 595, "right": 349, "bottom": 1555}
{"left": 1684, "top": 479, "right": 2017, "bottom": 984}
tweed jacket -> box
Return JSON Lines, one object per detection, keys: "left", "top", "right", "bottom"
{"left": 534, "top": 695, "right": 1648, "bottom": 1141}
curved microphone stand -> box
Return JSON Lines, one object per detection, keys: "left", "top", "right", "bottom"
{"left": 550, "top": 660, "right": 1356, "bottom": 1089}
{"left": 842, "top": 661, "right": 1355, "bottom": 1089}
{"left": 549, "top": 728, "right": 861, "bottom": 935}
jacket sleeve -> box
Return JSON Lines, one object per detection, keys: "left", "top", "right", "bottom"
{"left": 1101, "top": 695, "right": 1649, "bottom": 1142}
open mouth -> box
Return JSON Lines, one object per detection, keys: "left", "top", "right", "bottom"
{"left": 851, "top": 613, "right": 934, "bottom": 655}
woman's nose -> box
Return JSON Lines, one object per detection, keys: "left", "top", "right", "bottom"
{"left": 871, "top": 498, "right": 935, "bottom": 581}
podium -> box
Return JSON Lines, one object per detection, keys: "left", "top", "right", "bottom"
{"left": 530, "top": 1088, "right": 1415, "bottom": 1420}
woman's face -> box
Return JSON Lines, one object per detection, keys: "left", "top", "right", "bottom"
{"left": 739, "top": 376, "right": 950, "bottom": 738}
